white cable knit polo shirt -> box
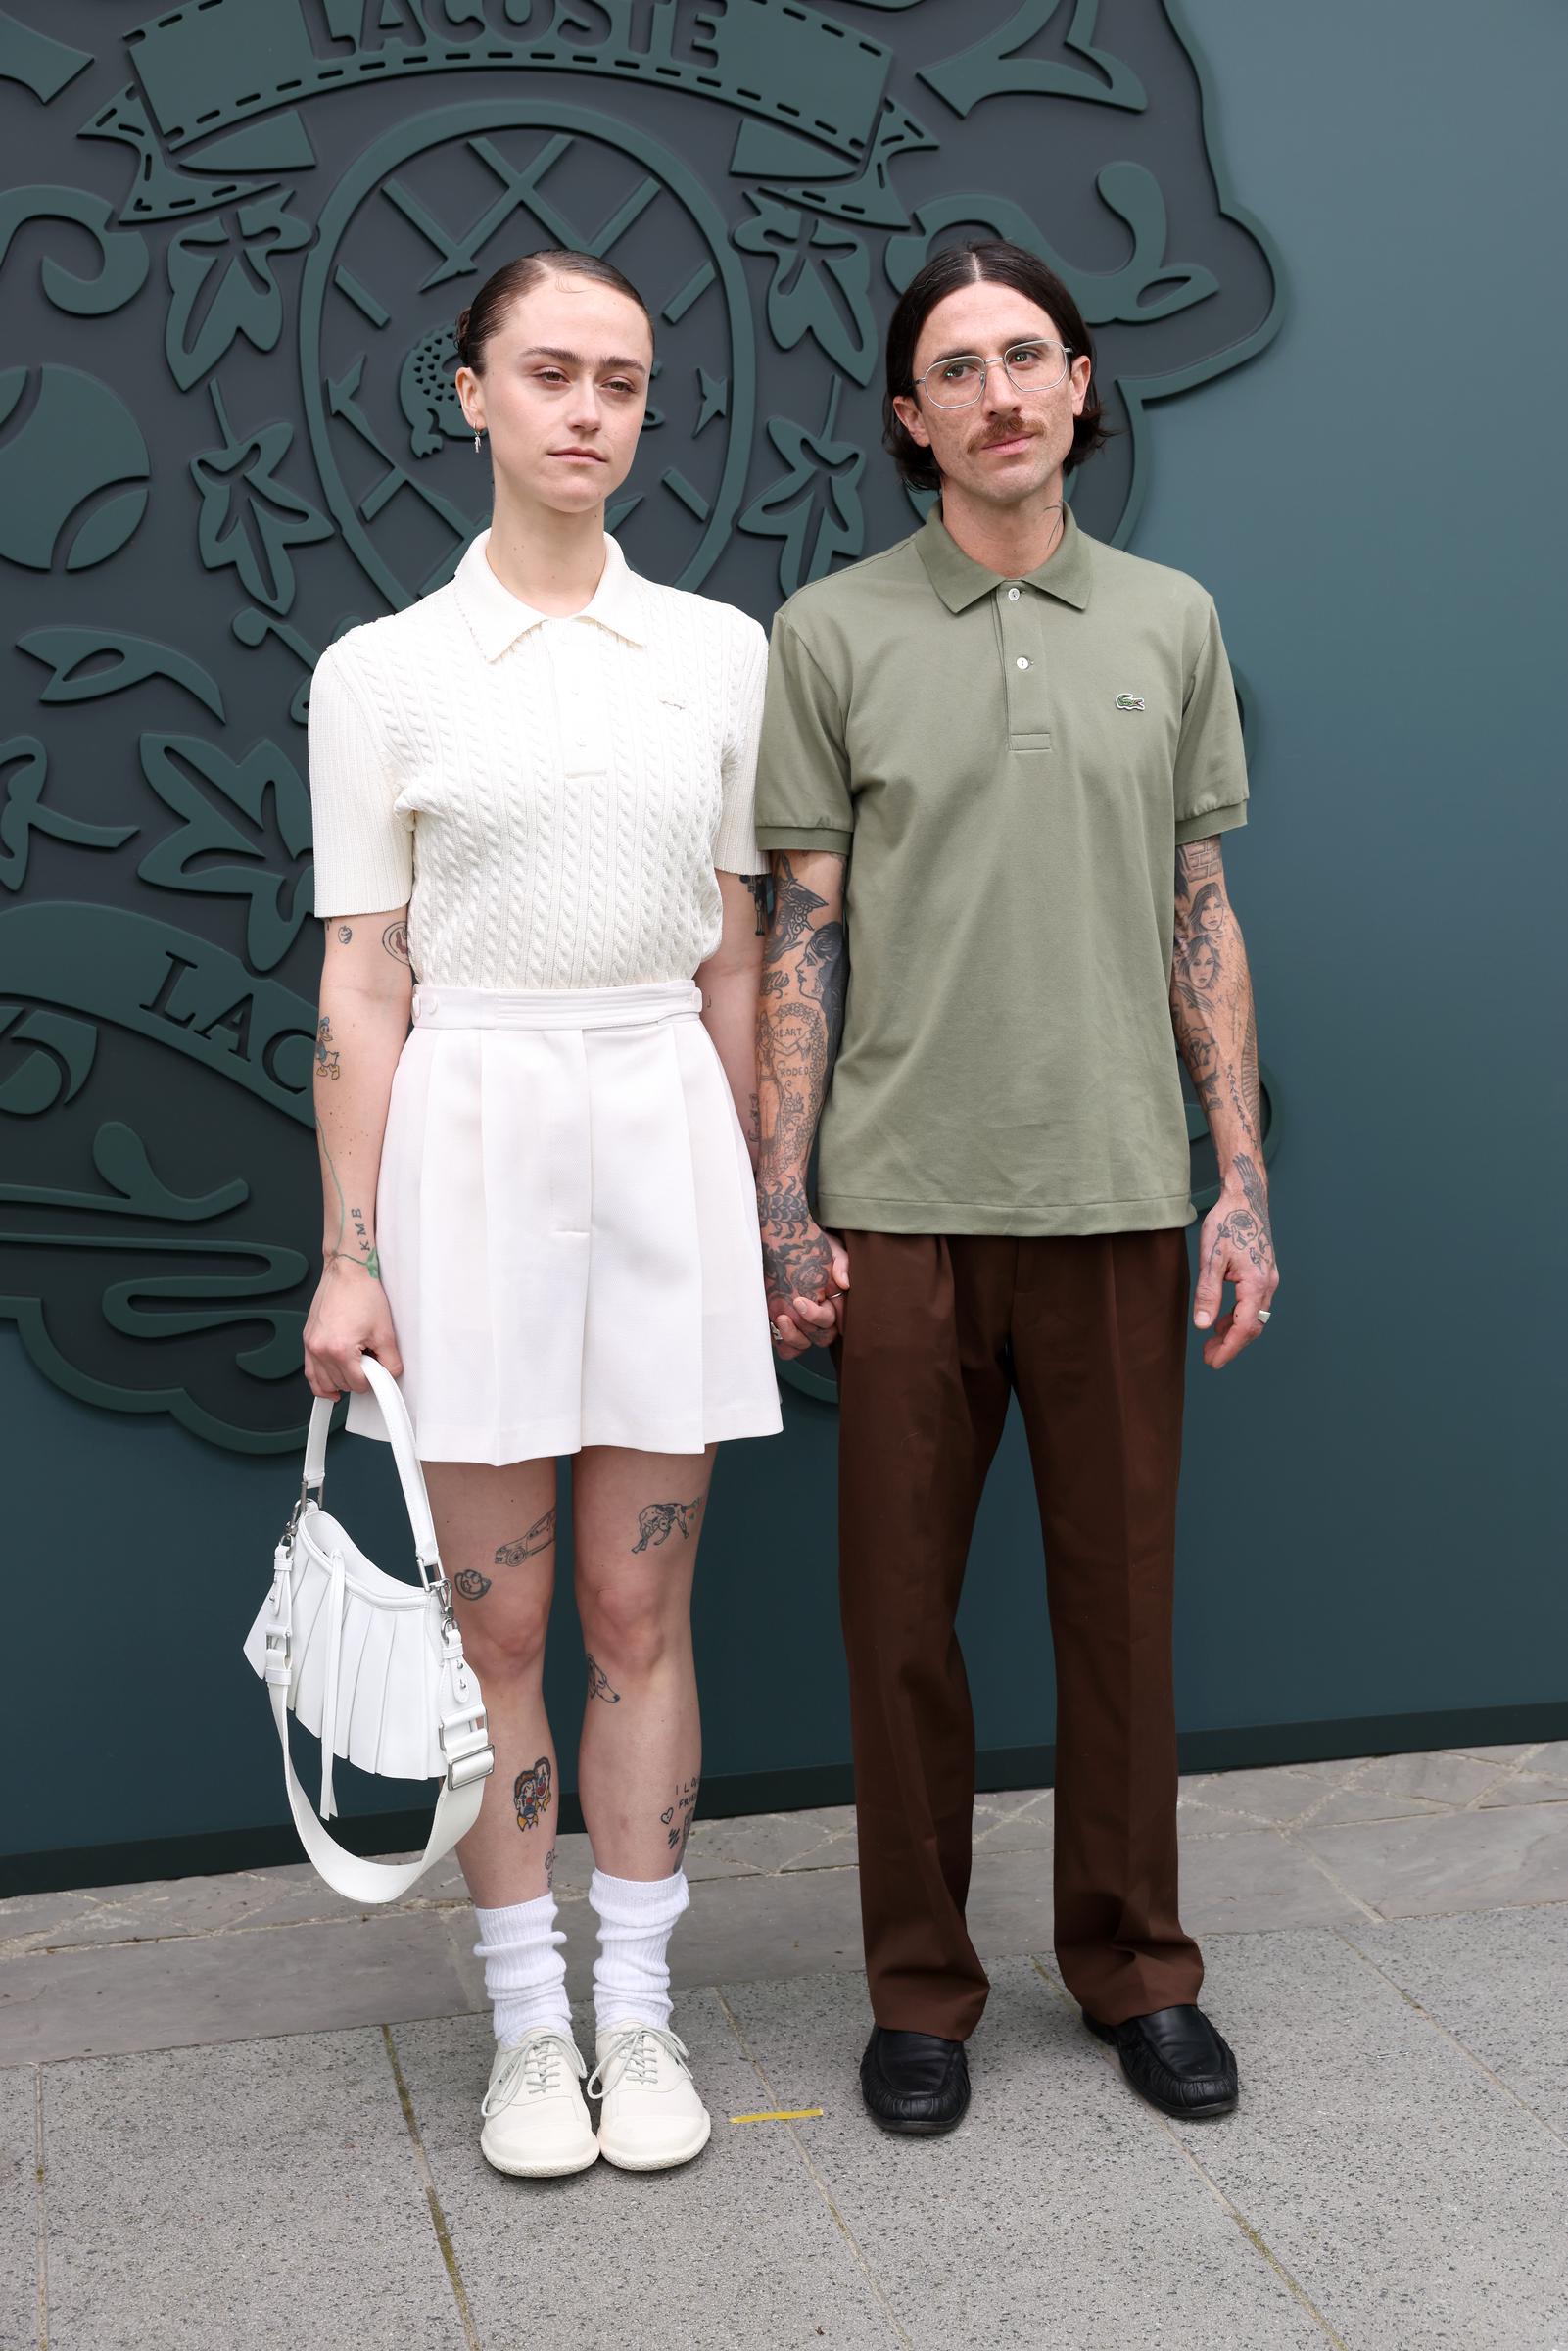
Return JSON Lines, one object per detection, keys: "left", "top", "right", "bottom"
{"left": 308, "top": 528, "right": 767, "bottom": 988}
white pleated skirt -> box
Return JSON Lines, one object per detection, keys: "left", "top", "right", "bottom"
{"left": 344, "top": 980, "right": 783, "bottom": 1463}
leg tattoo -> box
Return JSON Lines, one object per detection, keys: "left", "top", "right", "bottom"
{"left": 586, "top": 1652, "right": 622, "bottom": 1705}
{"left": 513, "top": 1755, "right": 553, "bottom": 1833}
{"left": 631, "top": 1497, "right": 703, "bottom": 1553}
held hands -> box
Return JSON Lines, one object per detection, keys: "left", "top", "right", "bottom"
{"left": 1193, "top": 1160, "right": 1278, "bottom": 1369}
{"left": 303, "top": 1254, "right": 404, "bottom": 1400}
{"left": 760, "top": 1210, "right": 850, "bottom": 1359}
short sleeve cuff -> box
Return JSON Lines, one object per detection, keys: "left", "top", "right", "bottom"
{"left": 754, "top": 824, "right": 854, "bottom": 857}
{"left": 1174, "top": 803, "right": 1248, "bottom": 846}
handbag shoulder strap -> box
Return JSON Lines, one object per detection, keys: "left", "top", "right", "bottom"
{"left": 264, "top": 1674, "right": 490, "bottom": 1902}
{"left": 302, "top": 1353, "right": 440, "bottom": 1569}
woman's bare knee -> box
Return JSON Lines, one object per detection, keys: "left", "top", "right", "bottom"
{"left": 576, "top": 1577, "right": 688, "bottom": 1680}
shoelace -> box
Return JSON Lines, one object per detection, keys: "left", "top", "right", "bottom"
{"left": 482, "top": 2029, "right": 584, "bottom": 2115}
{"left": 586, "top": 2024, "right": 690, "bottom": 2102}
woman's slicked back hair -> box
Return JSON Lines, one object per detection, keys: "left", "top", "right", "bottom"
{"left": 455, "top": 250, "right": 653, "bottom": 374}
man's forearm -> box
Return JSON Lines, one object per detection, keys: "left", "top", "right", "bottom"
{"left": 1170, "top": 838, "right": 1262, "bottom": 1176}
{"left": 1170, "top": 836, "right": 1274, "bottom": 1280}
{"left": 756, "top": 853, "right": 845, "bottom": 1219}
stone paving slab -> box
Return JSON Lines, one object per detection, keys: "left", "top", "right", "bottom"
{"left": 723, "top": 1959, "right": 1331, "bottom": 2351}
{"left": 394, "top": 1992, "right": 904, "bottom": 2351}
{"left": 1141, "top": 1925, "right": 1568, "bottom": 2349}
{"left": 1474, "top": 1768, "right": 1568, "bottom": 1809}
{"left": 1339, "top": 1904, "right": 1568, "bottom": 2138}
{"left": 1294, "top": 1797, "right": 1568, "bottom": 1917}
{"left": 1176, "top": 1827, "right": 1366, "bottom": 1932}
{"left": 1, "top": 2063, "right": 37, "bottom": 2351}
{"left": 40, "top": 2029, "right": 465, "bottom": 2351}
{"left": 0, "top": 1908, "right": 474, "bottom": 2065}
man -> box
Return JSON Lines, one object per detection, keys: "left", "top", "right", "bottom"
{"left": 753, "top": 241, "right": 1278, "bottom": 2135}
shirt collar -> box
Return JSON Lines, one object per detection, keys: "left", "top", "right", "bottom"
{"left": 452, "top": 527, "right": 647, "bottom": 659}
{"left": 914, "top": 499, "right": 1093, "bottom": 613}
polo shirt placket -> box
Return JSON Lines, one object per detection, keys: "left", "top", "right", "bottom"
{"left": 997, "top": 578, "right": 1054, "bottom": 753}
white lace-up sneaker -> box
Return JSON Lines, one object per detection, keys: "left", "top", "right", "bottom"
{"left": 589, "top": 2022, "right": 711, "bottom": 2171}
{"left": 479, "top": 2028, "right": 598, "bottom": 2178}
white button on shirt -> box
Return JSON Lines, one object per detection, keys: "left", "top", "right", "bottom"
{"left": 308, "top": 530, "right": 767, "bottom": 990}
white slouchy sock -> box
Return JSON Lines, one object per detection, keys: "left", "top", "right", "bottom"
{"left": 589, "top": 1867, "right": 690, "bottom": 2036}
{"left": 472, "top": 1894, "right": 572, "bottom": 2046}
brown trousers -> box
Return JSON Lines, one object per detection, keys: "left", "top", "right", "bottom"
{"left": 833, "top": 1227, "right": 1205, "bottom": 2040}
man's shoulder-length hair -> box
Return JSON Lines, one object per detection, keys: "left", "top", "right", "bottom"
{"left": 882, "top": 240, "right": 1113, "bottom": 495}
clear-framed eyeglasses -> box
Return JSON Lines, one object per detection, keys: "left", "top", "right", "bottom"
{"left": 917, "top": 340, "right": 1075, "bottom": 409}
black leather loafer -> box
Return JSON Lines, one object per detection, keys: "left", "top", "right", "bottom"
{"left": 860, "top": 2026, "right": 971, "bottom": 2135}
{"left": 1082, "top": 2003, "right": 1239, "bottom": 2119}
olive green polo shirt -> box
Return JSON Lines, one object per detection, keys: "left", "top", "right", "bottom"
{"left": 753, "top": 503, "right": 1249, "bottom": 1236}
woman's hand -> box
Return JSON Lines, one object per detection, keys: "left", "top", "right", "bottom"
{"left": 303, "top": 1256, "right": 404, "bottom": 1399}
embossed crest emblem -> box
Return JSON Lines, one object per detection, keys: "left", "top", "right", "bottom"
{"left": 1, "top": 0, "right": 1281, "bottom": 1448}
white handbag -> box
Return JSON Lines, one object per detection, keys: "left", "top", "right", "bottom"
{"left": 242, "top": 1353, "right": 495, "bottom": 1903}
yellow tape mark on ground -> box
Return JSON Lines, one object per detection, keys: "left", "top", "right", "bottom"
{"left": 728, "top": 2106, "right": 825, "bottom": 2125}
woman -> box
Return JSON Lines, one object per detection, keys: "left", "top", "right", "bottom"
{"left": 302, "top": 249, "right": 784, "bottom": 2180}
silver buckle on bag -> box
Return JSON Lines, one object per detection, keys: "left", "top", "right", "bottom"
{"left": 282, "top": 1470, "right": 325, "bottom": 1550}
{"left": 440, "top": 1719, "right": 495, "bottom": 1793}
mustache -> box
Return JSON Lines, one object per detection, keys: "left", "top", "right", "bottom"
{"left": 974, "top": 422, "right": 1038, "bottom": 448}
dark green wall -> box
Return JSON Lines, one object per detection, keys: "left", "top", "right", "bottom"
{"left": 4, "top": 0, "right": 1563, "bottom": 1887}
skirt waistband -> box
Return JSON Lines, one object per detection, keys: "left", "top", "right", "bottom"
{"left": 410, "top": 981, "right": 702, "bottom": 1032}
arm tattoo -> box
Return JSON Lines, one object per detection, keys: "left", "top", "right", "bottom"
{"left": 336, "top": 925, "right": 353, "bottom": 944}
{"left": 762, "top": 855, "right": 828, "bottom": 962}
{"left": 756, "top": 852, "right": 849, "bottom": 1315}
{"left": 799, "top": 917, "right": 847, "bottom": 1059}
{"left": 1206, "top": 1151, "right": 1274, "bottom": 1280}
{"left": 382, "top": 919, "right": 411, "bottom": 964}
{"left": 452, "top": 1567, "right": 492, "bottom": 1601}
{"left": 1176, "top": 838, "right": 1223, "bottom": 888}
{"left": 586, "top": 1652, "right": 621, "bottom": 1704}
{"left": 314, "top": 1016, "right": 341, "bottom": 1080}
{"left": 632, "top": 1497, "right": 703, "bottom": 1552}
{"left": 495, "top": 1508, "right": 556, "bottom": 1565}
{"left": 1169, "top": 840, "right": 1262, "bottom": 1163}
{"left": 746, "top": 875, "right": 770, "bottom": 936}
{"left": 513, "top": 1755, "right": 552, "bottom": 1832}
{"left": 317, "top": 1118, "right": 381, "bottom": 1278}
